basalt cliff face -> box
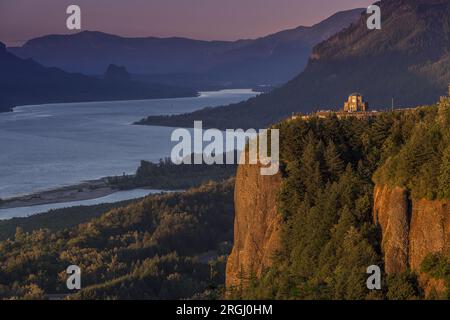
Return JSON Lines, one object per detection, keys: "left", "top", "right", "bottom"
{"left": 226, "top": 174, "right": 449, "bottom": 294}
{"left": 375, "top": 185, "right": 450, "bottom": 295}
{"left": 373, "top": 186, "right": 411, "bottom": 274}
{"left": 225, "top": 162, "right": 282, "bottom": 290}
{"left": 373, "top": 185, "right": 450, "bottom": 275}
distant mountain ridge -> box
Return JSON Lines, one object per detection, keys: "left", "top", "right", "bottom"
{"left": 0, "top": 42, "right": 196, "bottom": 113}
{"left": 10, "top": 31, "right": 242, "bottom": 75}
{"left": 138, "top": 0, "right": 450, "bottom": 129}
{"left": 8, "top": 9, "right": 364, "bottom": 87}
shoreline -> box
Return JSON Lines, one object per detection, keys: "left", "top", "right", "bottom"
{"left": 0, "top": 88, "right": 249, "bottom": 210}
{"left": 0, "top": 178, "right": 119, "bottom": 210}
{"left": 1, "top": 91, "right": 201, "bottom": 115}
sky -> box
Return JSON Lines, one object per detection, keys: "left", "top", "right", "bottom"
{"left": 0, "top": 0, "right": 374, "bottom": 46}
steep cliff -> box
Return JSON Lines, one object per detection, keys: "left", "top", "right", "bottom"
{"left": 225, "top": 162, "right": 282, "bottom": 291}
{"left": 225, "top": 100, "right": 449, "bottom": 299}
{"left": 227, "top": 176, "right": 449, "bottom": 296}
{"left": 373, "top": 186, "right": 411, "bottom": 274}
{"left": 409, "top": 198, "right": 450, "bottom": 271}
{"left": 373, "top": 185, "right": 450, "bottom": 294}
{"left": 373, "top": 187, "right": 450, "bottom": 274}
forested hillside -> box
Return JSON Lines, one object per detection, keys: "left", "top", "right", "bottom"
{"left": 1, "top": 98, "right": 449, "bottom": 300}
{"left": 230, "top": 95, "right": 450, "bottom": 299}
{"left": 109, "top": 157, "right": 236, "bottom": 190}
{"left": 373, "top": 97, "right": 450, "bottom": 200}
{"left": 0, "top": 180, "right": 234, "bottom": 299}
{"left": 139, "top": 0, "right": 450, "bottom": 130}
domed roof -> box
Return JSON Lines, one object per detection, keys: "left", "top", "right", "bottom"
{"left": 349, "top": 92, "right": 363, "bottom": 97}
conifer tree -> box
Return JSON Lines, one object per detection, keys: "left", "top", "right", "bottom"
{"left": 324, "top": 141, "right": 345, "bottom": 180}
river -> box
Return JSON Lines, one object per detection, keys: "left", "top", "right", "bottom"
{"left": 0, "top": 89, "right": 257, "bottom": 218}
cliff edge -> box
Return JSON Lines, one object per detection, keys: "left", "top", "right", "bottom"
{"left": 373, "top": 185, "right": 450, "bottom": 294}
{"left": 225, "top": 162, "right": 282, "bottom": 291}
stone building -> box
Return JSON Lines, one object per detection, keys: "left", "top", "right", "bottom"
{"left": 343, "top": 93, "right": 369, "bottom": 112}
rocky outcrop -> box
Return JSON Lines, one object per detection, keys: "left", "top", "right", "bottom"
{"left": 409, "top": 198, "right": 450, "bottom": 271}
{"left": 373, "top": 185, "right": 450, "bottom": 294}
{"left": 373, "top": 186, "right": 411, "bottom": 274}
{"left": 225, "top": 162, "right": 282, "bottom": 291}
{"left": 226, "top": 178, "right": 448, "bottom": 295}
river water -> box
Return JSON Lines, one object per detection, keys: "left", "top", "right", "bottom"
{"left": 0, "top": 89, "right": 257, "bottom": 218}
{"left": 0, "top": 189, "right": 166, "bottom": 220}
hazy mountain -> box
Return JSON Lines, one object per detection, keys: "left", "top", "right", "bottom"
{"left": 209, "top": 8, "right": 365, "bottom": 86}
{"left": 138, "top": 0, "right": 450, "bottom": 129}
{"left": 0, "top": 42, "right": 196, "bottom": 112}
{"left": 9, "top": 32, "right": 243, "bottom": 75}
{"left": 8, "top": 9, "right": 363, "bottom": 87}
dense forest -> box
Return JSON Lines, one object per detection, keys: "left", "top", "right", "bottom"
{"left": 0, "top": 200, "right": 138, "bottom": 241}
{"left": 1, "top": 97, "right": 448, "bottom": 300}
{"left": 109, "top": 157, "right": 236, "bottom": 190}
{"left": 232, "top": 96, "right": 450, "bottom": 299}
{"left": 0, "top": 180, "right": 234, "bottom": 299}
{"left": 373, "top": 98, "right": 450, "bottom": 200}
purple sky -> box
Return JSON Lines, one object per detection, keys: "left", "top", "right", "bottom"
{"left": 0, "top": 0, "right": 373, "bottom": 46}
